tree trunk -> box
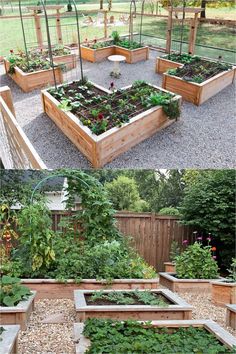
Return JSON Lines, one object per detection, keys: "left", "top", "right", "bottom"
{"left": 200, "top": 0, "right": 206, "bottom": 18}
{"left": 100, "top": 0, "right": 103, "bottom": 10}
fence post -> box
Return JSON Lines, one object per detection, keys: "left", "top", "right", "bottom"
{"left": 33, "top": 11, "right": 44, "bottom": 48}
{"left": 166, "top": 7, "right": 173, "bottom": 53}
{"left": 188, "top": 13, "right": 199, "bottom": 54}
{"left": 0, "top": 86, "right": 15, "bottom": 116}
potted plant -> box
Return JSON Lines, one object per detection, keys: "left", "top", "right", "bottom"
{"left": 159, "top": 241, "right": 221, "bottom": 292}
{"left": 0, "top": 275, "right": 36, "bottom": 330}
{"left": 74, "top": 318, "right": 236, "bottom": 353}
{"left": 164, "top": 240, "right": 181, "bottom": 272}
{"left": 0, "top": 325, "right": 20, "bottom": 354}
{"left": 211, "top": 258, "right": 236, "bottom": 306}
{"left": 162, "top": 57, "right": 235, "bottom": 105}
{"left": 42, "top": 79, "right": 181, "bottom": 167}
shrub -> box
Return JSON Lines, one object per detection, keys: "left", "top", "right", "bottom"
{"left": 169, "top": 240, "right": 181, "bottom": 262}
{"left": 159, "top": 207, "right": 181, "bottom": 216}
{"left": 0, "top": 275, "right": 31, "bottom": 307}
{"left": 175, "top": 242, "right": 219, "bottom": 279}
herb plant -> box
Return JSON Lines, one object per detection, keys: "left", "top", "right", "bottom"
{"left": 83, "top": 318, "right": 234, "bottom": 353}
{"left": 0, "top": 276, "right": 31, "bottom": 307}
{"left": 175, "top": 242, "right": 219, "bottom": 279}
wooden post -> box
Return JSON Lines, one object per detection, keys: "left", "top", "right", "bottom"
{"left": 104, "top": 11, "right": 108, "bottom": 39}
{"left": 188, "top": 13, "right": 199, "bottom": 54}
{"left": 56, "top": 9, "right": 63, "bottom": 44}
{"left": 166, "top": 8, "right": 173, "bottom": 53}
{"left": 33, "top": 11, "right": 43, "bottom": 49}
{"left": 0, "top": 86, "right": 15, "bottom": 116}
{"left": 130, "top": 12, "right": 134, "bottom": 42}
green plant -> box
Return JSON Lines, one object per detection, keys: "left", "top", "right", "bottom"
{"left": 0, "top": 275, "right": 31, "bottom": 307}
{"left": 0, "top": 327, "right": 5, "bottom": 341}
{"left": 227, "top": 258, "right": 236, "bottom": 282}
{"left": 159, "top": 207, "right": 181, "bottom": 216}
{"left": 58, "top": 99, "right": 72, "bottom": 111}
{"left": 169, "top": 240, "right": 181, "bottom": 262}
{"left": 83, "top": 318, "right": 234, "bottom": 353}
{"left": 175, "top": 242, "right": 219, "bottom": 279}
{"left": 111, "top": 30, "right": 120, "bottom": 44}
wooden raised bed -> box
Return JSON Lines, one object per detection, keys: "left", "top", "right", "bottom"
{"left": 74, "top": 320, "right": 236, "bottom": 354}
{"left": 21, "top": 279, "right": 159, "bottom": 300}
{"left": 156, "top": 57, "right": 183, "bottom": 74}
{"left": 0, "top": 291, "right": 36, "bottom": 330}
{"left": 226, "top": 304, "right": 236, "bottom": 330}
{"left": 162, "top": 67, "right": 235, "bottom": 105}
{"left": 159, "top": 272, "right": 222, "bottom": 293}
{"left": 211, "top": 280, "right": 236, "bottom": 307}
{"left": 74, "top": 288, "right": 192, "bottom": 322}
{"left": 164, "top": 262, "right": 176, "bottom": 273}
{"left": 49, "top": 52, "right": 77, "bottom": 71}
{"left": 42, "top": 82, "right": 181, "bottom": 168}
{"left": 80, "top": 45, "right": 149, "bottom": 64}
{"left": 4, "top": 59, "right": 63, "bottom": 93}
{"left": 0, "top": 325, "right": 20, "bottom": 354}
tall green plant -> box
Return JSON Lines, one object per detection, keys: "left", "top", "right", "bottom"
{"left": 0, "top": 275, "right": 31, "bottom": 307}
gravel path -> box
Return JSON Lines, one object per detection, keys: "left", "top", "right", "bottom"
{"left": 0, "top": 50, "right": 235, "bottom": 168}
{"left": 18, "top": 292, "right": 235, "bottom": 353}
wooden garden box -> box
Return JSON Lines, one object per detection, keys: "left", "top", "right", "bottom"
{"left": 0, "top": 291, "right": 36, "bottom": 330}
{"left": 162, "top": 67, "right": 235, "bottom": 105}
{"left": 74, "top": 320, "right": 236, "bottom": 354}
{"left": 159, "top": 272, "right": 221, "bottom": 293}
{"left": 80, "top": 45, "right": 114, "bottom": 63}
{"left": 74, "top": 288, "right": 192, "bottom": 322}
{"left": 41, "top": 82, "right": 181, "bottom": 168}
{"left": 0, "top": 325, "right": 20, "bottom": 354}
{"left": 21, "top": 279, "right": 159, "bottom": 300}
{"left": 115, "top": 46, "right": 149, "bottom": 64}
{"left": 156, "top": 57, "right": 183, "bottom": 74}
{"left": 211, "top": 280, "right": 236, "bottom": 307}
{"left": 164, "top": 262, "right": 176, "bottom": 273}
{"left": 4, "top": 59, "right": 63, "bottom": 93}
{"left": 49, "top": 49, "right": 77, "bottom": 71}
{"left": 226, "top": 304, "right": 236, "bottom": 330}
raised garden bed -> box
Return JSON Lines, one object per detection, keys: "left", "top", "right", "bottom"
{"left": 21, "top": 279, "right": 159, "bottom": 300}
{"left": 156, "top": 53, "right": 199, "bottom": 74}
{"left": 164, "top": 262, "right": 176, "bottom": 272}
{"left": 42, "top": 80, "right": 181, "bottom": 167}
{"left": 4, "top": 59, "right": 63, "bottom": 93}
{"left": 0, "top": 291, "right": 36, "bottom": 330}
{"left": 74, "top": 288, "right": 192, "bottom": 322}
{"left": 162, "top": 58, "right": 235, "bottom": 105}
{"left": 159, "top": 272, "right": 222, "bottom": 293}
{"left": 211, "top": 280, "right": 236, "bottom": 307}
{"left": 226, "top": 304, "right": 236, "bottom": 330}
{"left": 74, "top": 319, "right": 236, "bottom": 353}
{"left": 0, "top": 325, "right": 20, "bottom": 354}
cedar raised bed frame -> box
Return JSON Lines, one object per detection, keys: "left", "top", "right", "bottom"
{"left": 74, "top": 288, "right": 193, "bottom": 322}
{"left": 74, "top": 320, "right": 236, "bottom": 354}
{"left": 162, "top": 67, "right": 235, "bottom": 105}
{"left": 0, "top": 291, "right": 36, "bottom": 330}
{"left": 211, "top": 280, "right": 236, "bottom": 307}
{"left": 226, "top": 304, "right": 236, "bottom": 330}
{"left": 48, "top": 51, "right": 77, "bottom": 71}
{"left": 41, "top": 82, "right": 181, "bottom": 168}
{"left": 21, "top": 279, "right": 159, "bottom": 300}
{"left": 0, "top": 325, "right": 20, "bottom": 354}
{"left": 164, "top": 262, "right": 176, "bottom": 273}
{"left": 156, "top": 57, "right": 183, "bottom": 74}
{"left": 80, "top": 45, "right": 149, "bottom": 63}
{"left": 159, "top": 272, "right": 222, "bottom": 293}
{"left": 4, "top": 59, "right": 63, "bottom": 92}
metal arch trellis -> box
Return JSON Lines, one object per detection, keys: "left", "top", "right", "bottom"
{"left": 129, "top": 0, "right": 136, "bottom": 43}
{"left": 139, "top": 0, "right": 146, "bottom": 46}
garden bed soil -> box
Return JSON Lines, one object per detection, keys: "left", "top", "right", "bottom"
{"left": 211, "top": 280, "right": 236, "bottom": 307}
{"left": 74, "top": 289, "right": 192, "bottom": 322}
{"left": 4, "top": 59, "right": 63, "bottom": 92}
{"left": 0, "top": 325, "right": 20, "bottom": 354}
{"left": 226, "top": 304, "right": 236, "bottom": 330}
{"left": 42, "top": 81, "right": 181, "bottom": 168}
{"left": 159, "top": 272, "right": 222, "bottom": 293}
{"left": 0, "top": 292, "right": 36, "bottom": 330}
{"left": 156, "top": 57, "right": 183, "bottom": 74}
{"left": 162, "top": 65, "right": 235, "bottom": 105}
{"left": 164, "top": 262, "right": 176, "bottom": 273}
{"left": 21, "top": 279, "right": 159, "bottom": 300}
{"left": 80, "top": 44, "right": 149, "bottom": 63}
{"left": 74, "top": 320, "right": 236, "bottom": 354}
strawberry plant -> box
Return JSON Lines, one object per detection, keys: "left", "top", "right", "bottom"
{"left": 0, "top": 276, "right": 31, "bottom": 307}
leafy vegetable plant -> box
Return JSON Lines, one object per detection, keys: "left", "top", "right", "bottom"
{"left": 0, "top": 276, "right": 31, "bottom": 307}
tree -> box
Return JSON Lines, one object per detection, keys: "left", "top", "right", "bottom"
{"left": 180, "top": 170, "right": 235, "bottom": 268}
{"left": 105, "top": 176, "right": 149, "bottom": 212}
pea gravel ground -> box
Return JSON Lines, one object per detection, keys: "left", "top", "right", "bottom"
{"left": 0, "top": 49, "right": 235, "bottom": 168}
{"left": 18, "top": 292, "right": 236, "bottom": 353}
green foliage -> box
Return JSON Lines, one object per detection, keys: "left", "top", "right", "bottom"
{"left": 166, "top": 53, "right": 200, "bottom": 64}
{"left": 7, "top": 51, "right": 51, "bottom": 74}
{"left": 111, "top": 30, "right": 120, "bottom": 44}
{"left": 0, "top": 326, "right": 5, "bottom": 340}
{"left": 105, "top": 176, "right": 149, "bottom": 212}
{"left": 158, "top": 207, "right": 181, "bottom": 216}
{"left": 175, "top": 242, "right": 219, "bottom": 279}
{"left": 0, "top": 276, "right": 31, "bottom": 307}
{"left": 227, "top": 258, "right": 236, "bottom": 282}
{"left": 83, "top": 318, "right": 234, "bottom": 353}
{"left": 17, "top": 202, "right": 55, "bottom": 272}
{"left": 180, "top": 170, "right": 235, "bottom": 268}
{"left": 169, "top": 240, "right": 181, "bottom": 262}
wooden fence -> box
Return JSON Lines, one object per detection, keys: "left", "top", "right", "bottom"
{"left": 51, "top": 211, "right": 193, "bottom": 271}
{"left": 0, "top": 86, "right": 47, "bottom": 169}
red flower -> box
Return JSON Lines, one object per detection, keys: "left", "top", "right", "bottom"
{"left": 98, "top": 113, "right": 104, "bottom": 120}
{"left": 94, "top": 38, "right": 97, "bottom": 43}
{"left": 85, "top": 38, "right": 88, "bottom": 42}
{"left": 212, "top": 246, "right": 216, "bottom": 251}
{"left": 10, "top": 49, "right": 14, "bottom": 53}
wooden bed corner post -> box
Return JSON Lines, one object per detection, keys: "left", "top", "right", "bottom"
{"left": 166, "top": 7, "right": 173, "bottom": 53}
{"left": 188, "top": 12, "right": 199, "bottom": 55}
{"left": 0, "top": 86, "right": 16, "bottom": 117}
{"left": 56, "top": 8, "right": 63, "bottom": 44}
